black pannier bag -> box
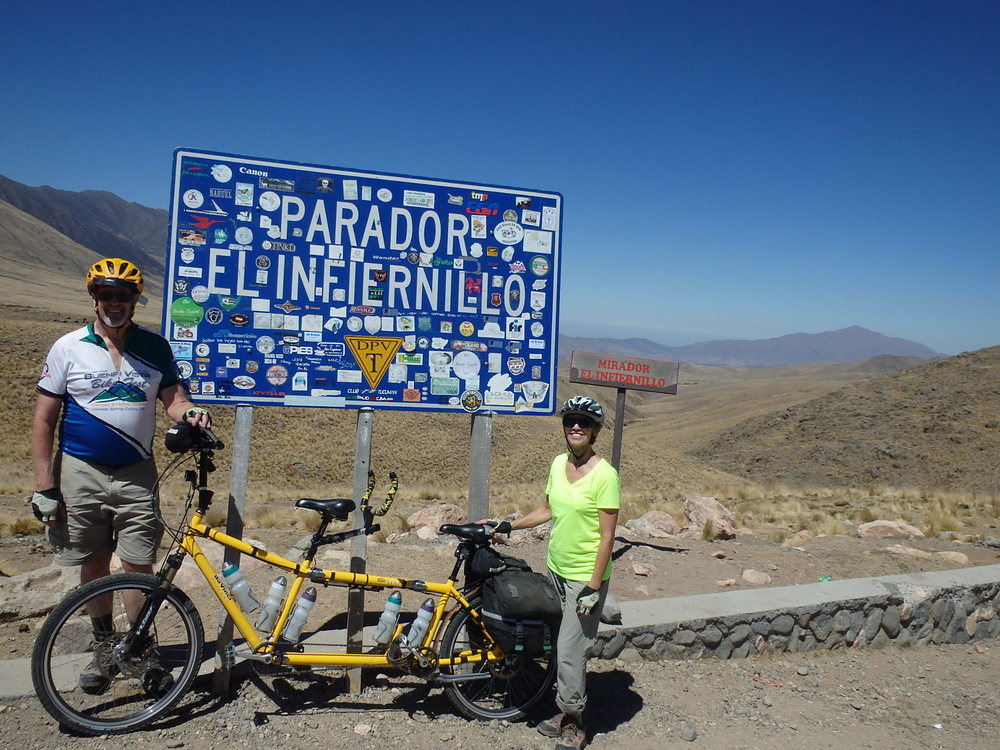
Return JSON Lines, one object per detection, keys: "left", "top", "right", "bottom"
{"left": 470, "top": 549, "right": 562, "bottom": 657}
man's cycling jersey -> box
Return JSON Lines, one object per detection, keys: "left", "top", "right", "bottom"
{"left": 37, "top": 324, "right": 180, "bottom": 466}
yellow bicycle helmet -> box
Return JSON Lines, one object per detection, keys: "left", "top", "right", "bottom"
{"left": 86, "top": 257, "right": 144, "bottom": 296}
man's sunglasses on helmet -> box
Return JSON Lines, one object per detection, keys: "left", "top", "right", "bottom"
{"left": 95, "top": 291, "right": 134, "bottom": 303}
{"left": 562, "top": 414, "right": 597, "bottom": 429}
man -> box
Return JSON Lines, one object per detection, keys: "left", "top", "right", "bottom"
{"left": 31, "top": 257, "right": 210, "bottom": 691}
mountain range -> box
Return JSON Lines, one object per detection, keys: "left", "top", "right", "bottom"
{"left": 0, "top": 174, "right": 944, "bottom": 366}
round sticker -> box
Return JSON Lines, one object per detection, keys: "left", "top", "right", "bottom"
{"left": 531, "top": 322, "right": 544, "bottom": 337}
{"left": 246, "top": 361, "right": 259, "bottom": 374}
{"left": 377, "top": 188, "right": 392, "bottom": 202}
{"left": 256, "top": 255, "right": 271, "bottom": 269}
{"left": 211, "top": 164, "right": 233, "bottom": 182}
{"left": 190, "top": 285, "right": 210, "bottom": 304}
{"left": 501, "top": 246, "right": 515, "bottom": 262}
{"left": 493, "top": 221, "right": 524, "bottom": 245}
{"left": 256, "top": 336, "right": 275, "bottom": 354}
{"left": 461, "top": 390, "right": 483, "bottom": 413}
{"left": 169, "top": 297, "right": 204, "bottom": 327}
{"left": 259, "top": 191, "right": 280, "bottom": 211}
{"left": 530, "top": 256, "right": 550, "bottom": 276}
{"left": 346, "top": 316, "right": 363, "bottom": 332}
{"left": 195, "top": 343, "right": 211, "bottom": 357}
{"left": 176, "top": 361, "right": 193, "bottom": 379}
{"left": 459, "top": 321, "right": 475, "bottom": 337}
{"left": 234, "top": 226, "right": 253, "bottom": 245}
{"left": 503, "top": 209, "right": 518, "bottom": 222}
{"left": 233, "top": 375, "right": 255, "bottom": 390}
{"left": 266, "top": 364, "right": 288, "bottom": 385}
{"left": 452, "top": 351, "right": 481, "bottom": 379}
{"left": 205, "top": 307, "right": 223, "bottom": 324}
{"left": 182, "top": 189, "right": 204, "bottom": 209}
{"left": 180, "top": 248, "right": 196, "bottom": 263}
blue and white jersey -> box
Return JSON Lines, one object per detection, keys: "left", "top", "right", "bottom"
{"left": 38, "top": 324, "right": 180, "bottom": 466}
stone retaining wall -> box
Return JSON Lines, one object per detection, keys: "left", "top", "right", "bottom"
{"left": 594, "top": 570, "right": 1000, "bottom": 661}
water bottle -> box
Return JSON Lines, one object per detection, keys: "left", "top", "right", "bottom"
{"left": 221, "top": 562, "right": 260, "bottom": 613}
{"left": 401, "top": 598, "right": 435, "bottom": 651}
{"left": 254, "top": 575, "right": 287, "bottom": 631}
{"left": 373, "top": 590, "right": 403, "bottom": 646}
{"left": 283, "top": 586, "right": 317, "bottom": 642}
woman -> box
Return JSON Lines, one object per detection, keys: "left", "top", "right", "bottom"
{"left": 491, "top": 395, "right": 620, "bottom": 750}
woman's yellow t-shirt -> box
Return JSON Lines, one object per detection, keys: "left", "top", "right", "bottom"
{"left": 545, "top": 453, "right": 621, "bottom": 581}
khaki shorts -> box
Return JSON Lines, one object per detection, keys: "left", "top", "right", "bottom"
{"left": 48, "top": 452, "right": 163, "bottom": 566}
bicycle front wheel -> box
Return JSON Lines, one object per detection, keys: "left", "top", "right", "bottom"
{"left": 31, "top": 572, "right": 204, "bottom": 735}
{"left": 440, "top": 598, "right": 555, "bottom": 721}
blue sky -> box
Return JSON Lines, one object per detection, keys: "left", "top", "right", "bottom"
{"left": 2, "top": 1, "right": 997, "bottom": 355}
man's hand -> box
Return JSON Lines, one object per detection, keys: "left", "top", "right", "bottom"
{"left": 31, "top": 488, "right": 63, "bottom": 525}
{"left": 183, "top": 406, "right": 212, "bottom": 429}
{"left": 576, "top": 585, "right": 600, "bottom": 616}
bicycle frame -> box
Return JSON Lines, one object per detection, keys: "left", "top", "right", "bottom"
{"left": 154, "top": 447, "right": 500, "bottom": 672}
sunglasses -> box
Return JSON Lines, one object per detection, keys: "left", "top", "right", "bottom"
{"left": 562, "top": 415, "right": 596, "bottom": 429}
{"left": 95, "top": 291, "right": 134, "bottom": 303}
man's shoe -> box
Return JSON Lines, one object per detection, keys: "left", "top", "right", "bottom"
{"left": 537, "top": 711, "right": 566, "bottom": 737}
{"left": 79, "top": 657, "right": 117, "bottom": 695}
{"left": 555, "top": 716, "right": 586, "bottom": 750}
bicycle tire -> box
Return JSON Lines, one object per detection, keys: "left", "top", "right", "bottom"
{"left": 440, "top": 597, "right": 555, "bottom": 721}
{"left": 31, "top": 572, "right": 204, "bottom": 735}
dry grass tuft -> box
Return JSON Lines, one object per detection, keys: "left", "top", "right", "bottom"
{"left": 0, "top": 514, "right": 43, "bottom": 536}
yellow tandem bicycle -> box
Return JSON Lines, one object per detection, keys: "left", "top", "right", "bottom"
{"left": 31, "top": 425, "right": 554, "bottom": 735}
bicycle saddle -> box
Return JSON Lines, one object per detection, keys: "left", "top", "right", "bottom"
{"left": 295, "top": 497, "right": 356, "bottom": 521}
{"left": 440, "top": 523, "right": 492, "bottom": 543}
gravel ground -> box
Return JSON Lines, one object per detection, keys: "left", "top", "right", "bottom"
{"left": 6, "top": 638, "right": 999, "bottom": 749}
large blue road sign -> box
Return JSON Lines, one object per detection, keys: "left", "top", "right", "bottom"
{"left": 164, "top": 149, "right": 562, "bottom": 415}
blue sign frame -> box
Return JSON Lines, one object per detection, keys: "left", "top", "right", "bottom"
{"left": 164, "top": 149, "right": 562, "bottom": 415}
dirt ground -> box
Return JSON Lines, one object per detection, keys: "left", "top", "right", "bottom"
{"left": 2, "top": 495, "right": 1000, "bottom": 749}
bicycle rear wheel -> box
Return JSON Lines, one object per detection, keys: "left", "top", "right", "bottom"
{"left": 31, "top": 572, "right": 204, "bottom": 735}
{"left": 440, "top": 598, "right": 555, "bottom": 721}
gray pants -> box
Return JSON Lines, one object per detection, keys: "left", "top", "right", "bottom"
{"left": 548, "top": 571, "right": 609, "bottom": 714}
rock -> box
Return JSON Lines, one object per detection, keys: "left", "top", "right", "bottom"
{"left": 711, "top": 550, "right": 726, "bottom": 559}
{"left": 885, "top": 544, "right": 934, "bottom": 559}
{"left": 742, "top": 569, "right": 772, "bottom": 586}
{"left": 624, "top": 510, "right": 680, "bottom": 538}
{"left": 601, "top": 593, "right": 623, "bottom": 624}
{"left": 679, "top": 726, "right": 698, "bottom": 742}
{"left": 936, "top": 550, "right": 970, "bottom": 564}
{"left": 716, "top": 578, "right": 737, "bottom": 587}
{"left": 856, "top": 520, "right": 924, "bottom": 538}
{"left": 0, "top": 564, "right": 80, "bottom": 622}
{"left": 628, "top": 562, "right": 654, "bottom": 576}
{"left": 682, "top": 496, "right": 736, "bottom": 540}
{"left": 406, "top": 503, "right": 466, "bottom": 535}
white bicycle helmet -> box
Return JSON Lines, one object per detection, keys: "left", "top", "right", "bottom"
{"left": 558, "top": 396, "right": 605, "bottom": 427}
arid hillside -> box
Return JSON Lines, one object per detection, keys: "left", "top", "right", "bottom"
{"left": 691, "top": 345, "right": 1000, "bottom": 493}
{"left": 3, "top": 298, "right": 995, "bottom": 508}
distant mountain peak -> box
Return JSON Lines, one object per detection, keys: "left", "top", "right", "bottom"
{"left": 560, "top": 326, "right": 942, "bottom": 367}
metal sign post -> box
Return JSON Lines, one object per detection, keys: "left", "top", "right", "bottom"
{"left": 569, "top": 351, "right": 680, "bottom": 472}
{"left": 468, "top": 411, "right": 494, "bottom": 522}
{"left": 346, "top": 407, "right": 374, "bottom": 693}
{"left": 212, "top": 404, "right": 254, "bottom": 695}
